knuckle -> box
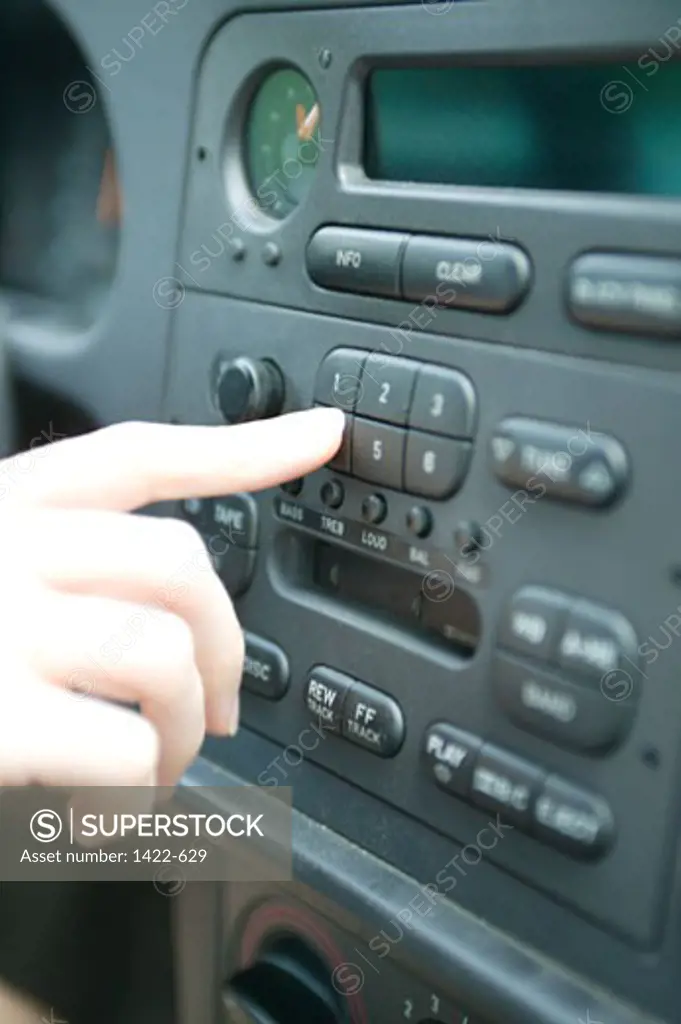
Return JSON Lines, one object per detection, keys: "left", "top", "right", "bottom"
{"left": 159, "top": 614, "right": 196, "bottom": 676}
{"left": 231, "top": 626, "right": 246, "bottom": 673}
{"left": 157, "top": 516, "right": 206, "bottom": 560}
{"left": 105, "top": 420, "right": 153, "bottom": 448}
{"left": 123, "top": 715, "right": 161, "bottom": 782}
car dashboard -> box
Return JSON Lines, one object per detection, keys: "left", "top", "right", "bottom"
{"left": 1, "top": 2, "right": 681, "bottom": 1023}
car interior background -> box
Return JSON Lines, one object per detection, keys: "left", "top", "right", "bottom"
{"left": 1, "top": 2, "right": 681, "bottom": 1023}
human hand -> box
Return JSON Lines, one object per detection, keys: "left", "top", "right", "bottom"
{"left": 0, "top": 407, "right": 344, "bottom": 789}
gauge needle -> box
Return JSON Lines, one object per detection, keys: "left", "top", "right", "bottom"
{"left": 97, "top": 148, "right": 122, "bottom": 225}
{"left": 296, "top": 102, "right": 320, "bottom": 142}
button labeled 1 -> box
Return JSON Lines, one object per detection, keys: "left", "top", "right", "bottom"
{"left": 314, "top": 348, "right": 365, "bottom": 411}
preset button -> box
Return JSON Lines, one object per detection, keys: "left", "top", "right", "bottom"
{"left": 409, "top": 365, "right": 477, "bottom": 438}
{"left": 404, "top": 433, "right": 471, "bottom": 499}
{"left": 314, "top": 348, "right": 365, "bottom": 411}
{"left": 356, "top": 354, "right": 417, "bottom": 425}
{"left": 352, "top": 418, "right": 405, "bottom": 489}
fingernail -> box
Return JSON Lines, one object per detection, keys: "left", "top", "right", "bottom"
{"left": 227, "top": 694, "right": 240, "bottom": 736}
{"left": 309, "top": 406, "right": 346, "bottom": 430}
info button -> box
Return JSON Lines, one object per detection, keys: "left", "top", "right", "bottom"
{"left": 306, "top": 226, "right": 408, "bottom": 298}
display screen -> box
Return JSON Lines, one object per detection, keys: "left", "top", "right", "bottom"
{"left": 365, "top": 62, "right": 681, "bottom": 196}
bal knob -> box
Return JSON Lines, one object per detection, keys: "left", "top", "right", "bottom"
{"left": 215, "top": 357, "right": 284, "bottom": 425}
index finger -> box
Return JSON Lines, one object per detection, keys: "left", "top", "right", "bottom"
{"left": 0, "top": 407, "right": 345, "bottom": 511}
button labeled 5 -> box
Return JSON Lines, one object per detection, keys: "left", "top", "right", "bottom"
{"left": 352, "top": 419, "right": 405, "bottom": 489}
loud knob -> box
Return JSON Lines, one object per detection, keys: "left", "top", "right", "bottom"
{"left": 215, "top": 357, "right": 285, "bottom": 425}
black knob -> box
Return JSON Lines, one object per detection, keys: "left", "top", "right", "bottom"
{"left": 215, "top": 357, "right": 284, "bottom": 424}
{"left": 406, "top": 505, "right": 433, "bottom": 539}
{"left": 454, "top": 519, "right": 483, "bottom": 557}
{"left": 223, "top": 936, "right": 343, "bottom": 1024}
{"left": 320, "top": 479, "right": 344, "bottom": 510}
{"left": 361, "top": 493, "right": 387, "bottom": 525}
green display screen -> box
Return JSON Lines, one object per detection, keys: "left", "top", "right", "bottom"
{"left": 364, "top": 63, "right": 681, "bottom": 196}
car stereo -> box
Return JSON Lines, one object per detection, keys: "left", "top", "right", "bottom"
{"left": 164, "top": 2, "right": 681, "bottom": 1022}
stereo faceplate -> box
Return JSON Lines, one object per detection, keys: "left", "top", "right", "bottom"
{"left": 166, "top": 290, "right": 681, "bottom": 952}
{"left": 168, "top": 3, "right": 681, "bottom": 1019}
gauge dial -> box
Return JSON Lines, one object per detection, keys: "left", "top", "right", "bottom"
{"left": 245, "top": 68, "right": 322, "bottom": 220}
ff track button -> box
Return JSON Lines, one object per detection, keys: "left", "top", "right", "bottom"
{"left": 342, "top": 682, "right": 405, "bottom": 757}
{"left": 242, "top": 633, "right": 289, "bottom": 700}
{"left": 304, "top": 666, "right": 352, "bottom": 734}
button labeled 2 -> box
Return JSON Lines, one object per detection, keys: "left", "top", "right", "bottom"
{"left": 356, "top": 355, "right": 417, "bottom": 425}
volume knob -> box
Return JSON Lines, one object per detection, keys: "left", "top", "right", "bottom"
{"left": 215, "top": 357, "right": 285, "bottom": 425}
